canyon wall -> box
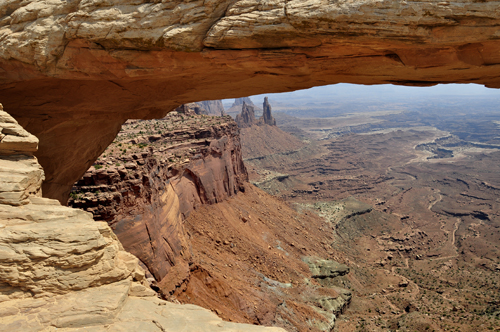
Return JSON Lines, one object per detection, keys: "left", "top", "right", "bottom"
{"left": 2, "top": 0, "right": 500, "bottom": 202}
{"left": 0, "top": 103, "right": 286, "bottom": 331}
{"left": 66, "top": 106, "right": 353, "bottom": 331}
{"left": 197, "top": 100, "right": 226, "bottom": 116}
{"left": 69, "top": 105, "right": 247, "bottom": 287}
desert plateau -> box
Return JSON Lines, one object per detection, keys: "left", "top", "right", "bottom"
{"left": 241, "top": 90, "right": 500, "bottom": 331}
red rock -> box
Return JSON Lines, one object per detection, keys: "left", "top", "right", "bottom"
{"left": 69, "top": 110, "right": 247, "bottom": 282}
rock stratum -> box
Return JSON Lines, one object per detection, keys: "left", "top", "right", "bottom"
{"left": 69, "top": 104, "right": 247, "bottom": 285}
{"left": 2, "top": 0, "right": 500, "bottom": 202}
{"left": 0, "top": 103, "right": 285, "bottom": 332}
{"left": 67, "top": 104, "right": 354, "bottom": 331}
{"left": 197, "top": 100, "right": 226, "bottom": 117}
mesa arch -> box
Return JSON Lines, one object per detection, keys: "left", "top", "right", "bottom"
{"left": 1, "top": 0, "right": 500, "bottom": 203}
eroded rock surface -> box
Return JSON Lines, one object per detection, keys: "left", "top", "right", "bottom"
{"left": 197, "top": 100, "right": 226, "bottom": 116}
{"left": 236, "top": 97, "right": 276, "bottom": 128}
{"left": 0, "top": 103, "right": 284, "bottom": 332}
{"left": 66, "top": 104, "right": 353, "bottom": 331}
{"left": 2, "top": 0, "right": 500, "bottom": 202}
{"left": 69, "top": 104, "right": 247, "bottom": 285}
{"left": 235, "top": 102, "right": 257, "bottom": 129}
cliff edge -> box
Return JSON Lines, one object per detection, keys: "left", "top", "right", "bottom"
{"left": 66, "top": 104, "right": 352, "bottom": 331}
{"left": 69, "top": 104, "right": 247, "bottom": 286}
{"left": 0, "top": 103, "right": 284, "bottom": 332}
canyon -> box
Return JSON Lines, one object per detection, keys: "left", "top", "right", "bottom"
{"left": 241, "top": 102, "right": 500, "bottom": 331}
{"left": 67, "top": 104, "right": 353, "bottom": 331}
{"left": 0, "top": 103, "right": 286, "bottom": 332}
{"left": 2, "top": 0, "right": 500, "bottom": 331}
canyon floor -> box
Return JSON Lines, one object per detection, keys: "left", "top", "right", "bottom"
{"left": 243, "top": 109, "right": 500, "bottom": 332}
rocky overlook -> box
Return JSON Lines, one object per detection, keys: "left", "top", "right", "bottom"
{"left": 2, "top": 0, "right": 500, "bottom": 203}
{"left": 0, "top": 104, "right": 285, "bottom": 332}
{"left": 2, "top": 1, "right": 500, "bottom": 330}
{"left": 65, "top": 104, "right": 353, "bottom": 331}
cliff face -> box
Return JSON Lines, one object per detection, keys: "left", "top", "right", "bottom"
{"left": 0, "top": 103, "right": 283, "bottom": 332}
{"left": 64, "top": 108, "right": 352, "bottom": 330}
{"left": 65, "top": 105, "right": 352, "bottom": 331}
{"left": 69, "top": 105, "right": 247, "bottom": 285}
{"left": 197, "top": 100, "right": 226, "bottom": 116}
{"left": 232, "top": 97, "right": 255, "bottom": 108}
{"left": 172, "top": 183, "right": 352, "bottom": 331}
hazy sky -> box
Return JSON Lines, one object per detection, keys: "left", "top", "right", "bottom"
{"left": 223, "top": 83, "right": 500, "bottom": 107}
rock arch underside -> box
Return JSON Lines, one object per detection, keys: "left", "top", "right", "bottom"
{"left": 2, "top": 0, "right": 500, "bottom": 202}
{"left": 1, "top": 0, "right": 500, "bottom": 330}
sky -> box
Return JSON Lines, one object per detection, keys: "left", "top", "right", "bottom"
{"left": 222, "top": 83, "right": 500, "bottom": 108}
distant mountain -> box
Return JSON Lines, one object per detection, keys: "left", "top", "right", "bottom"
{"left": 196, "top": 100, "right": 225, "bottom": 116}
{"left": 232, "top": 97, "right": 255, "bottom": 107}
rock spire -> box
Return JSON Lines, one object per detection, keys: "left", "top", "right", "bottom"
{"left": 235, "top": 102, "right": 256, "bottom": 128}
{"left": 259, "top": 97, "right": 276, "bottom": 126}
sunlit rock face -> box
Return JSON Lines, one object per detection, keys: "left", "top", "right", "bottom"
{"left": 236, "top": 102, "right": 257, "bottom": 129}
{"left": 1, "top": 0, "right": 500, "bottom": 201}
{"left": 0, "top": 103, "right": 286, "bottom": 332}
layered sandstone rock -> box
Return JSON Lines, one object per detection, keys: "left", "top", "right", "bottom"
{"left": 66, "top": 105, "right": 353, "bottom": 331}
{"left": 3, "top": 0, "right": 500, "bottom": 203}
{"left": 197, "top": 100, "right": 226, "bottom": 116}
{"left": 0, "top": 103, "right": 284, "bottom": 332}
{"left": 69, "top": 105, "right": 247, "bottom": 284}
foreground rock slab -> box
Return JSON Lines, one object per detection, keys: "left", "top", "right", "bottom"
{"left": 0, "top": 104, "right": 284, "bottom": 332}
{"left": 3, "top": 289, "right": 284, "bottom": 332}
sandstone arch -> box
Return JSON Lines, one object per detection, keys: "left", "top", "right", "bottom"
{"left": 1, "top": 0, "right": 500, "bottom": 202}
